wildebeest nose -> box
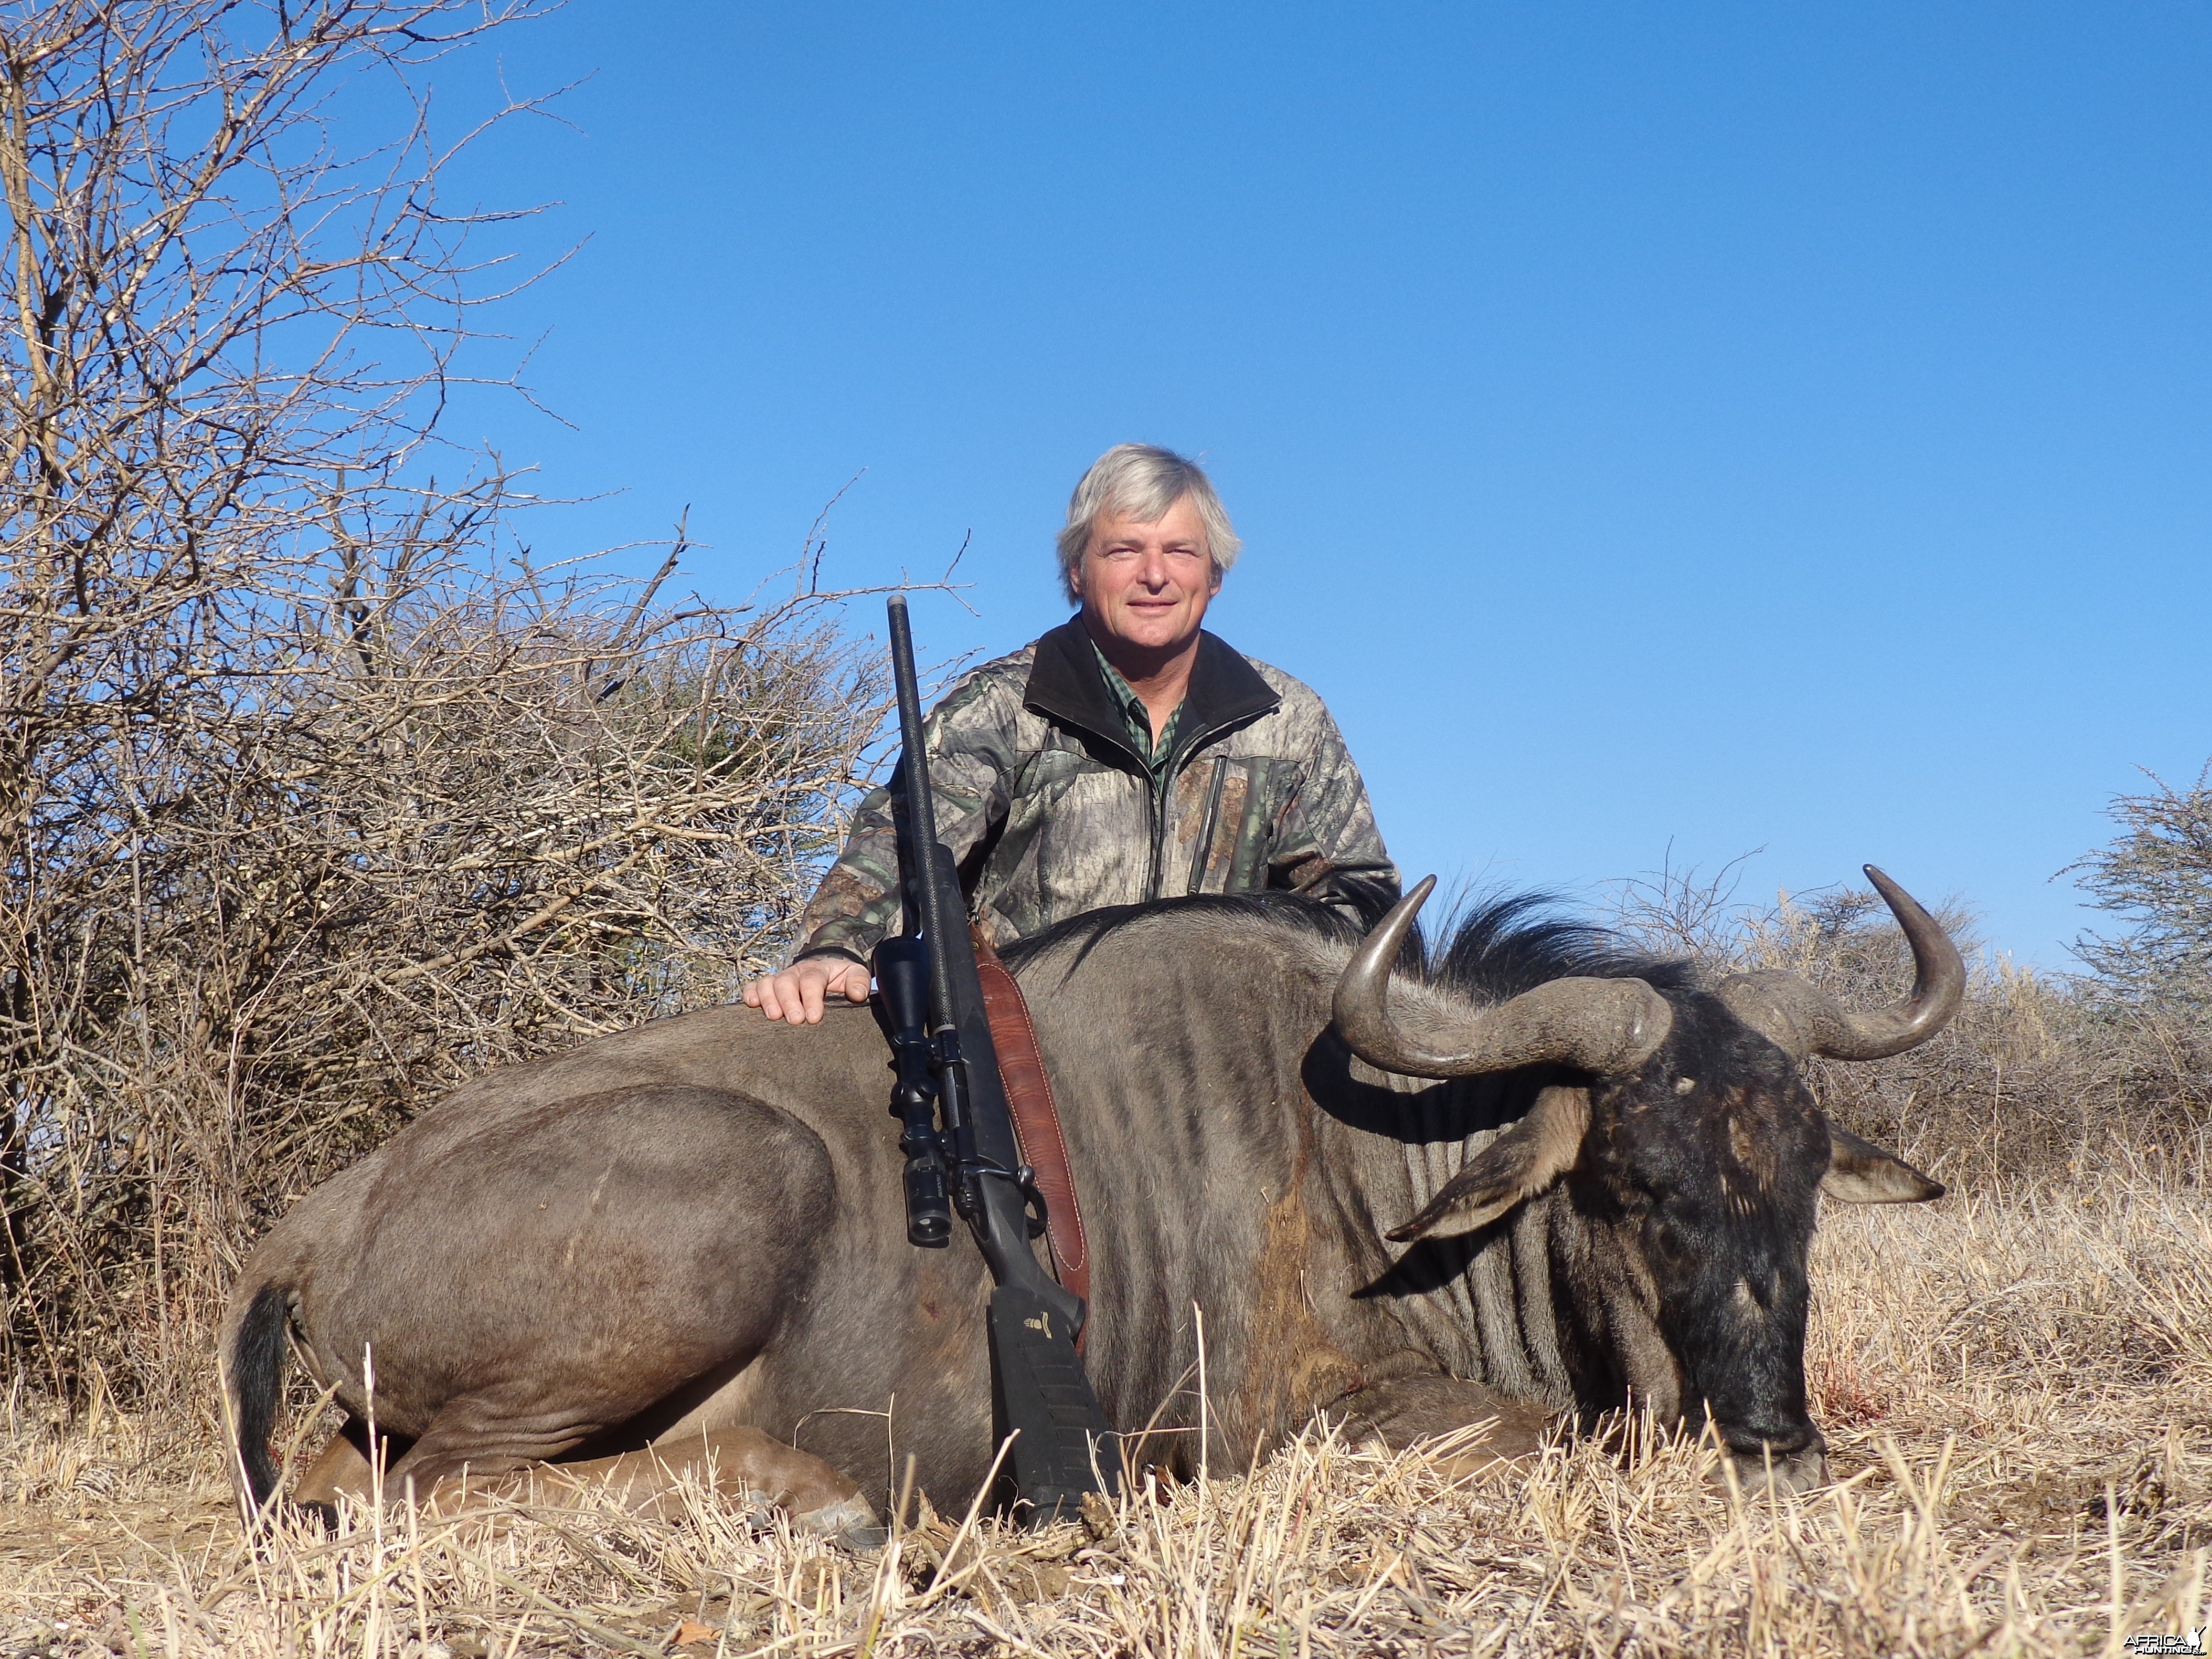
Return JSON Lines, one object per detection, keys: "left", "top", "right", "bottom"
{"left": 1725, "top": 1422, "right": 1822, "bottom": 1459}
{"left": 1726, "top": 1442, "right": 1828, "bottom": 1497}
{"left": 1716, "top": 1418, "right": 1827, "bottom": 1494}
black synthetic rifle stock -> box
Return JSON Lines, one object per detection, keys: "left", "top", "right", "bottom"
{"left": 873, "top": 594, "right": 1118, "bottom": 1520}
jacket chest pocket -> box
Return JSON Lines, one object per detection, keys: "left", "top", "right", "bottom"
{"left": 1179, "top": 756, "right": 1294, "bottom": 896}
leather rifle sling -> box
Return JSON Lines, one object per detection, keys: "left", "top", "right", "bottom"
{"left": 970, "top": 927, "right": 1093, "bottom": 1338}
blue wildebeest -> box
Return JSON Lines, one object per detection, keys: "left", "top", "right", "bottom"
{"left": 220, "top": 867, "right": 1958, "bottom": 1532}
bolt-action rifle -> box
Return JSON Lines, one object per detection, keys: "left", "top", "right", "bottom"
{"left": 873, "top": 593, "right": 1118, "bottom": 1520}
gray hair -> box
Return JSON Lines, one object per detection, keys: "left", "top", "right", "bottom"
{"left": 1055, "top": 444, "right": 1242, "bottom": 604}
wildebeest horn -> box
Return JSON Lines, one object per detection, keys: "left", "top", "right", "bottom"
{"left": 1715, "top": 866, "right": 1966, "bottom": 1062}
{"left": 1333, "top": 877, "right": 1675, "bottom": 1079}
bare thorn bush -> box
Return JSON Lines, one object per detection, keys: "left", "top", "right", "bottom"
{"left": 0, "top": 2, "right": 886, "bottom": 1406}
{"left": 2071, "top": 765, "right": 2212, "bottom": 1011}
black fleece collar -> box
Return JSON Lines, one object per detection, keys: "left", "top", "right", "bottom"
{"left": 1023, "top": 618, "right": 1280, "bottom": 767}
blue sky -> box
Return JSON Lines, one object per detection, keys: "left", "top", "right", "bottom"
{"left": 425, "top": 2, "right": 2210, "bottom": 967}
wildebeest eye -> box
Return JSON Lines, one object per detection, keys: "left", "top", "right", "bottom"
{"left": 1647, "top": 1218, "right": 1692, "bottom": 1270}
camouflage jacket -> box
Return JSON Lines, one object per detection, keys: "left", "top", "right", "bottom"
{"left": 794, "top": 619, "right": 1400, "bottom": 964}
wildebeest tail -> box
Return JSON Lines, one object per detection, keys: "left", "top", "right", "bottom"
{"left": 227, "top": 1282, "right": 290, "bottom": 1514}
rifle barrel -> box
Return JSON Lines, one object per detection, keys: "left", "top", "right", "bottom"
{"left": 886, "top": 594, "right": 962, "bottom": 1040}
{"left": 879, "top": 593, "right": 1118, "bottom": 1518}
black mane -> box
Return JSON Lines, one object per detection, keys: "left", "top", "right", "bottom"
{"left": 1431, "top": 892, "right": 1696, "bottom": 1002}
{"left": 998, "top": 886, "right": 1695, "bottom": 1001}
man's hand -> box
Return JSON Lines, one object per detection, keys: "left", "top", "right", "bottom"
{"left": 742, "top": 956, "right": 873, "bottom": 1024}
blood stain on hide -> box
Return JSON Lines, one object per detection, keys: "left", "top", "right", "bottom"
{"left": 1234, "top": 1178, "right": 1362, "bottom": 1457}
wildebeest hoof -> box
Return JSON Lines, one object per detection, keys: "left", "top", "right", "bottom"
{"left": 1331, "top": 1370, "right": 1556, "bottom": 1477}
{"left": 1421, "top": 1442, "right": 1537, "bottom": 1484}
{"left": 793, "top": 1491, "right": 883, "bottom": 1547}
{"left": 248, "top": 1498, "right": 339, "bottom": 1543}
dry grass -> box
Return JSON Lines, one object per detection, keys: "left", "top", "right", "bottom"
{"left": 5, "top": 1159, "right": 2207, "bottom": 1658}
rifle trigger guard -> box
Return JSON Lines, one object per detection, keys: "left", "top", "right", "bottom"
{"left": 1015, "top": 1164, "right": 1049, "bottom": 1239}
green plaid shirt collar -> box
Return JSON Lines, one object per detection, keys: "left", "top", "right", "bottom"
{"left": 1089, "top": 637, "right": 1185, "bottom": 774}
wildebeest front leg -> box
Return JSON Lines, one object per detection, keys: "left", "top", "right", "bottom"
{"left": 422, "top": 1429, "right": 882, "bottom": 1545}
{"left": 1329, "top": 1364, "right": 1558, "bottom": 1478}
{"left": 286, "top": 1423, "right": 879, "bottom": 1545}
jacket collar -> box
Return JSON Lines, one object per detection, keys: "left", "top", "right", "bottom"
{"left": 1023, "top": 617, "right": 1280, "bottom": 766}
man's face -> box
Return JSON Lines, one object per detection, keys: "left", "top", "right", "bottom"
{"left": 1073, "top": 495, "right": 1222, "bottom": 659}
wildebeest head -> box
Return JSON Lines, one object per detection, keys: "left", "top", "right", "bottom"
{"left": 1331, "top": 866, "right": 1959, "bottom": 1494}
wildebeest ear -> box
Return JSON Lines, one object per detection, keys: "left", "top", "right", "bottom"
{"left": 1386, "top": 1086, "right": 1589, "bottom": 1242}
{"left": 1821, "top": 1124, "right": 1945, "bottom": 1203}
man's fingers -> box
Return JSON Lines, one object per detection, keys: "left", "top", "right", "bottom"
{"left": 758, "top": 971, "right": 803, "bottom": 1022}
{"left": 745, "top": 961, "right": 868, "bottom": 1023}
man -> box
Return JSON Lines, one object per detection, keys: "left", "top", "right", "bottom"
{"left": 744, "top": 443, "right": 1399, "bottom": 1023}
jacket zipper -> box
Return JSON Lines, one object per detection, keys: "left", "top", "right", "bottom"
{"left": 1052, "top": 701, "right": 1253, "bottom": 903}
{"left": 1186, "top": 757, "right": 1229, "bottom": 895}
{"left": 1144, "top": 717, "right": 1238, "bottom": 901}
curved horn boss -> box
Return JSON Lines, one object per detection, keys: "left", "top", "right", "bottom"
{"left": 1715, "top": 865, "right": 1966, "bottom": 1062}
{"left": 1332, "top": 876, "right": 1675, "bottom": 1078}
